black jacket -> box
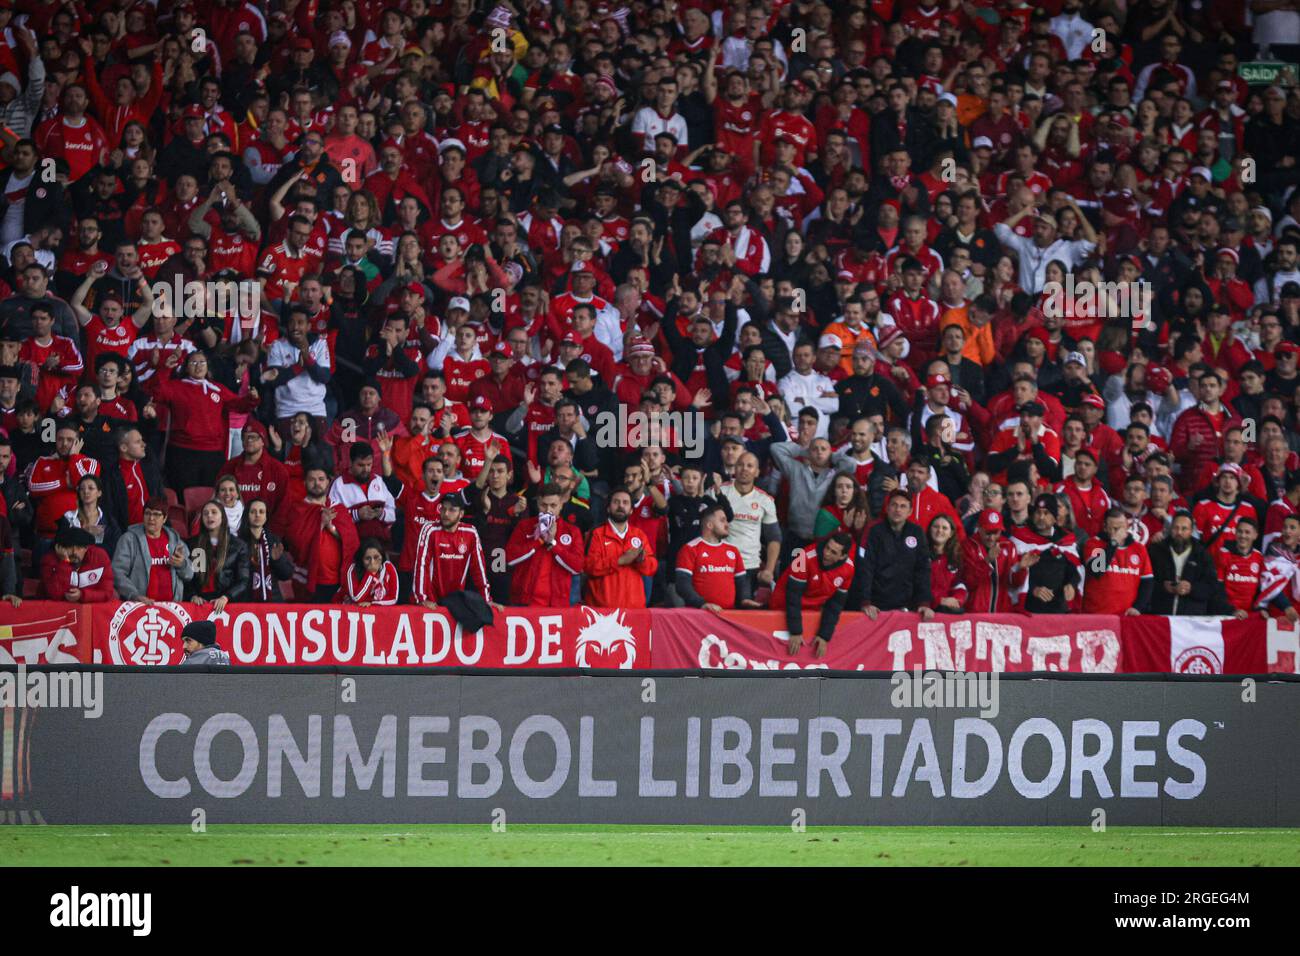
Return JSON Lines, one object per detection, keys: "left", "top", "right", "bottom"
{"left": 241, "top": 528, "right": 296, "bottom": 602}
{"left": 1022, "top": 536, "right": 1080, "bottom": 614}
{"left": 102, "top": 453, "right": 165, "bottom": 532}
{"left": 1147, "top": 538, "right": 1235, "bottom": 615}
{"left": 0, "top": 167, "right": 67, "bottom": 233}
{"left": 184, "top": 535, "right": 251, "bottom": 602}
{"left": 660, "top": 299, "right": 738, "bottom": 407}
{"left": 849, "top": 518, "right": 931, "bottom": 611}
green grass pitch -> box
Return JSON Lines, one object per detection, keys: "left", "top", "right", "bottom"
{"left": 4, "top": 825, "right": 1300, "bottom": 866}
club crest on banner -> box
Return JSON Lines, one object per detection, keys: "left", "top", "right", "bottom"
{"left": 1174, "top": 644, "right": 1223, "bottom": 675}
{"left": 104, "top": 602, "right": 193, "bottom": 666}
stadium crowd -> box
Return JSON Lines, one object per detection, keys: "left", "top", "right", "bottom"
{"left": 2, "top": 0, "right": 1300, "bottom": 654}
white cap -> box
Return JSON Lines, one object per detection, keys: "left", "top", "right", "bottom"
{"left": 938, "top": 92, "right": 958, "bottom": 107}
{"left": 1189, "top": 166, "right": 1213, "bottom": 181}
{"left": 438, "top": 138, "right": 466, "bottom": 155}
{"left": 1064, "top": 350, "right": 1086, "bottom": 366}
{"left": 972, "top": 135, "right": 994, "bottom": 150}
{"left": 328, "top": 30, "right": 352, "bottom": 48}
{"left": 817, "top": 333, "right": 842, "bottom": 350}
{"left": 448, "top": 296, "right": 471, "bottom": 312}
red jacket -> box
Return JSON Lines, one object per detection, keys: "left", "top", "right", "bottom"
{"left": 343, "top": 562, "right": 400, "bottom": 605}
{"left": 148, "top": 369, "right": 257, "bottom": 452}
{"left": 584, "top": 520, "right": 658, "bottom": 609}
{"left": 505, "top": 515, "right": 585, "bottom": 607}
{"left": 412, "top": 521, "right": 491, "bottom": 603}
{"left": 273, "top": 497, "right": 360, "bottom": 595}
{"left": 27, "top": 453, "right": 101, "bottom": 536}
{"left": 959, "top": 535, "right": 1020, "bottom": 612}
{"left": 39, "top": 545, "right": 115, "bottom": 602}
{"left": 1170, "top": 404, "right": 1243, "bottom": 494}
{"left": 1056, "top": 477, "right": 1112, "bottom": 539}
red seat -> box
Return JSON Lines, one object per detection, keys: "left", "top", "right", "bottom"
{"left": 163, "top": 488, "right": 179, "bottom": 509}
{"left": 183, "top": 486, "right": 215, "bottom": 521}
{"left": 167, "top": 507, "right": 188, "bottom": 535}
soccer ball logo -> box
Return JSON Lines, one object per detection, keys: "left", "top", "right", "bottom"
{"left": 574, "top": 607, "right": 637, "bottom": 668}
{"left": 106, "top": 602, "right": 192, "bottom": 665}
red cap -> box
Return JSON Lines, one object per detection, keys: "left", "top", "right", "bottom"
{"left": 183, "top": 104, "right": 204, "bottom": 120}
{"left": 978, "top": 509, "right": 1004, "bottom": 533}
{"left": 470, "top": 395, "right": 494, "bottom": 412}
{"left": 1217, "top": 461, "right": 1244, "bottom": 479}
{"left": 925, "top": 372, "right": 951, "bottom": 389}
{"left": 292, "top": 37, "right": 314, "bottom": 51}
{"left": 490, "top": 341, "right": 512, "bottom": 357}
{"left": 1081, "top": 393, "right": 1106, "bottom": 410}
{"left": 571, "top": 259, "right": 591, "bottom": 274}
{"left": 1278, "top": 341, "right": 1300, "bottom": 356}
{"left": 1216, "top": 247, "right": 1240, "bottom": 264}
{"left": 559, "top": 330, "right": 583, "bottom": 346}
{"left": 1146, "top": 365, "right": 1172, "bottom": 392}
{"left": 403, "top": 281, "right": 424, "bottom": 297}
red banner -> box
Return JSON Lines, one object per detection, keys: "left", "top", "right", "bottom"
{"left": 0, "top": 602, "right": 90, "bottom": 664}
{"left": 86, "top": 602, "right": 653, "bottom": 669}
{"left": 656, "top": 609, "right": 1123, "bottom": 672}
{"left": 1121, "top": 615, "right": 1289, "bottom": 674}
{"left": 4, "top": 598, "right": 1295, "bottom": 674}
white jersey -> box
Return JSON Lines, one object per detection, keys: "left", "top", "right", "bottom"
{"left": 718, "top": 481, "right": 778, "bottom": 570}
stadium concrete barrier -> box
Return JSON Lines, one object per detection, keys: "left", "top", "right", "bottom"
{"left": 5, "top": 668, "right": 1300, "bottom": 825}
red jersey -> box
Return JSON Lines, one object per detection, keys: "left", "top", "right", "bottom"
{"left": 398, "top": 490, "right": 444, "bottom": 572}
{"left": 82, "top": 315, "right": 139, "bottom": 368}
{"left": 219, "top": 452, "right": 290, "bottom": 516}
{"left": 758, "top": 110, "right": 817, "bottom": 166}
{"left": 137, "top": 238, "right": 181, "bottom": 278}
{"left": 1193, "top": 497, "right": 1251, "bottom": 545}
{"left": 505, "top": 515, "right": 585, "bottom": 607}
{"left": 206, "top": 220, "right": 260, "bottom": 276}
{"left": 770, "top": 549, "right": 855, "bottom": 609}
{"left": 1081, "top": 536, "right": 1153, "bottom": 614}
{"left": 36, "top": 115, "right": 108, "bottom": 183}
{"left": 1214, "top": 545, "right": 1265, "bottom": 613}
{"left": 454, "top": 429, "right": 512, "bottom": 480}
{"left": 256, "top": 241, "right": 312, "bottom": 300}
{"left": 145, "top": 533, "right": 174, "bottom": 601}
{"left": 411, "top": 521, "right": 491, "bottom": 603}
{"left": 677, "top": 535, "right": 746, "bottom": 608}
{"left": 443, "top": 354, "right": 491, "bottom": 403}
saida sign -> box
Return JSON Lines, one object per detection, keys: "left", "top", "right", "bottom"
{"left": 1239, "top": 61, "right": 1299, "bottom": 86}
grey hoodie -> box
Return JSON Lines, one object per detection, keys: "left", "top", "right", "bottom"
{"left": 769, "top": 441, "right": 858, "bottom": 540}
{"left": 181, "top": 645, "right": 230, "bottom": 666}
